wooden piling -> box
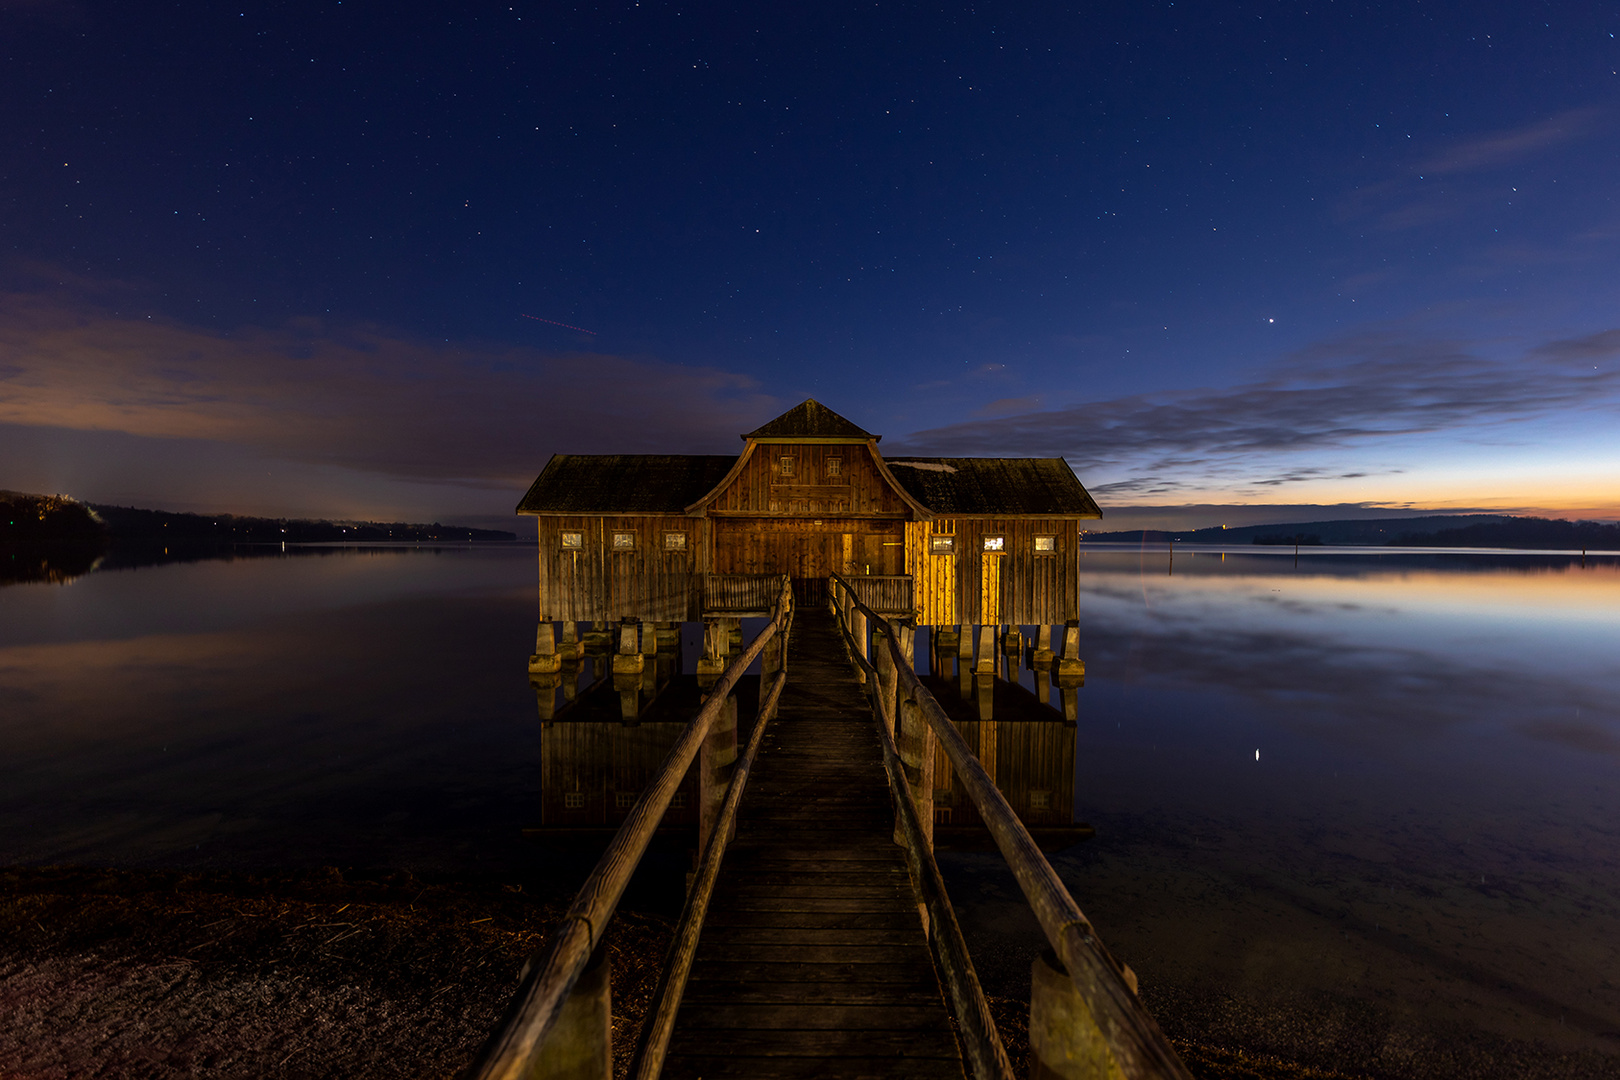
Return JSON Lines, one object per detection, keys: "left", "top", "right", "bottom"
{"left": 531, "top": 941, "right": 612, "bottom": 1080}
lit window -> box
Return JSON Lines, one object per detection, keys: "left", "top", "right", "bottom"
{"left": 663, "top": 532, "right": 687, "bottom": 551}
{"left": 983, "top": 536, "right": 1005, "bottom": 551}
{"left": 1034, "top": 535, "right": 1056, "bottom": 552}
{"left": 564, "top": 792, "right": 585, "bottom": 809}
{"left": 931, "top": 535, "right": 956, "bottom": 554}
{"left": 560, "top": 531, "right": 583, "bottom": 549}
{"left": 826, "top": 457, "right": 842, "bottom": 477}
{"left": 779, "top": 456, "right": 796, "bottom": 477}
{"left": 612, "top": 531, "right": 636, "bottom": 550}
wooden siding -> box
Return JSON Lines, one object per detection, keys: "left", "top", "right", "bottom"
{"left": 843, "top": 575, "right": 915, "bottom": 616}
{"left": 905, "top": 517, "right": 1082, "bottom": 625}
{"left": 538, "top": 514, "right": 700, "bottom": 622}
{"left": 712, "top": 516, "right": 906, "bottom": 579}
{"left": 704, "top": 442, "right": 912, "bottom": 517}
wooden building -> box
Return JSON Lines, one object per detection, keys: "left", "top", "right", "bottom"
{"left": 516, "top": 400, "right": 1101, "bottom": 627}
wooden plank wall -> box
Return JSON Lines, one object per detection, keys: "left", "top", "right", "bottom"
{"left": 712, "top": 516, "right": 906, "bottom": 579}
{"left": 537, "top": 514, "right": 700, "bottom": 622}
{"left": 906, "top": 517, "right": 1082, "bottom": 625}
{"left": 705, "top": 442, "right": 912, "bottom": 517}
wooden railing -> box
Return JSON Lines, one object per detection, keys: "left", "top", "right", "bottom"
{"left": 828, "top": 572, "right": 1193, "bottom": 1080}
{"left": 702, "top": 573, "right": 784, "bottom": 615}
{"left": 464, "top": 577, "right": 794, "bottom": 1080}
{"left": 842, "top": 573, "right": 914, "bottom": 616}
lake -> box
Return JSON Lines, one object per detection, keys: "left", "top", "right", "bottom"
{"left": 2, "top": 542, "right": 1616, "bottom": 1077}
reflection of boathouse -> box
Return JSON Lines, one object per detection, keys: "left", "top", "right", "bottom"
{"left": 516, "top": 399, "right": 1101, "bottom": 624}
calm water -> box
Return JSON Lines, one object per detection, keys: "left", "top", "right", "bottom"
{"left": 3, "top": 543, "right": 1617, "bottom": 1071}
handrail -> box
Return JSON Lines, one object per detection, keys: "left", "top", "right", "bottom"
{"left": 465, "top": 578, "right": 794, "bottom": 1080}
{"left": 828, "top": 572, "right": 1193, "bottom": 1080}
{"left": 826, "top": 583, "right": 1013, "bottom": 1080}
{"left": 629, "top": 665, "right": 791, "bottom": 1079}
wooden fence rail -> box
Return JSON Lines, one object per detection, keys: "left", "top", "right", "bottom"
{"left": 842, "top": 573, "right": 915, "bottom": 616}
{"left": 828, "top": 572, "right": 1193, "bottom": 1080}
{"left": 702, "top": 573, "right": 786, "bottom": 614}
{"left": 463, "top": 578, "right": 794, "bottom": 1080}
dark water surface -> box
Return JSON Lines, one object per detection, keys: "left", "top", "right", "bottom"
{"left": 3, "top": 543, "right": 1618, "bottom": 1073}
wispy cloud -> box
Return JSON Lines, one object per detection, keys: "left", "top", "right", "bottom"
{"left": 0, "top": 287, "right": 776, "bottom": 488}
{"left": 1339, "top": 109, "right": 1605, "bottom": 232}
{"left": 890, "top": 326, "right": 1620, "bottom": 499}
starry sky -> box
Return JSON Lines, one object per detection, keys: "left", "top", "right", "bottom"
{"left": 2, "top": 0, "right": 1618, "bottom": 530}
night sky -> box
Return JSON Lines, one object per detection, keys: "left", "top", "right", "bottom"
{"left": 3, "top": 1, "right": 1617, "bottom": 529}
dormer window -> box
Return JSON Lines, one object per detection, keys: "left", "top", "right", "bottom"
{"left": 825, "top": 457, "right": 842, "bottom": 477}
{"left": 779, "top": 456, "right": 796, "bottom": 477}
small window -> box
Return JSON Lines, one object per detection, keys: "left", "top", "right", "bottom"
{"left": 563, "top": 792, "right": 585, "bottom": 809}
{"left": 670, "top": 791, "right": 687, "bottom": 809}
{"left": 930, "top": 535, "right": 956, "bottom": 554}
{"left": 560, "top": 531, "right": 583, "bottom": 550}
{"left": 663, "top": 532, "right": 687, "bottom": 551}
{"left": 983, "top": 536, "right": 1005, "bottom": 551}
{"left": 1034, "top": 535, "right": 1056, "bottom": 552}
{"left": 779, "top": 456, "right": 796, "bottom": 477}
{"left": 615, "top": 791, "right": 638, "bottom": 810}
{"left": 825, "top": 457, "right": 842, "bottom": 477}
{"left": 1030, "top": 790, "right": 1052, "bottom": 810}
{"left": 611, "top": 531, "right": 636, "bottom": 550}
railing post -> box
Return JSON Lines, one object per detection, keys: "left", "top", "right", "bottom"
{"left": 891, "top": 623, "right": 934, "bottom": 852}
{"left": 699, "top": 692, "right": 738, "bottom": 852}
{"left": 1029, "top": 948, "right": 1134, "bottom": 1080}
{"left": 874, "top": 625, "right": 895, "bottom": 732}
{"left": 533, "top": 939, "right": 613, "bottom": 1080}
{"left": 760, "top": 627, "right": 785, "bottom": 720}
{"left": 852, "top": 608, "right": 869, "bottom": 691}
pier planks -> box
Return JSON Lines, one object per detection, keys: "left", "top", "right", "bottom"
{"left": 660, "top": 606, "right": 964, "bottom": 1079}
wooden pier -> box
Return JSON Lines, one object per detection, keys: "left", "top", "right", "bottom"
{"left": 660, "top": 605, "right": 962, "bottom": 1078}
{"left": 467, "top": 578, "right": 1193, "bottom": 1080}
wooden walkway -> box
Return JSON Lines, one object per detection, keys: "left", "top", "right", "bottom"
{"left": 661, "top": 606, "right": 964, "bottom": 1079}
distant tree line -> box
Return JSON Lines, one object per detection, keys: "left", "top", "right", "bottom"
{"left": 87, "top": 504, "right": 516, "bottom": 544}
{"left": 1391, "top": 517, "right": 1620, "bottom": 550}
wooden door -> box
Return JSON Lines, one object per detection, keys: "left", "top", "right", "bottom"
{"left": 980, "top": 552, "right": 1003, "bottom": 624}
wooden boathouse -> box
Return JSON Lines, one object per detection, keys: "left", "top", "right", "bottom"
{"left": 516, "top": 399, "right": 1101, "bottom": 627}
{"left": 477, "top": 404, "right": 1197, "bottom": 1080}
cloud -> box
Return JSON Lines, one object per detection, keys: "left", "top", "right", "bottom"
{"left": 888, "top": 326, "right": 1620, "bottom": 497}
{"left": 1417, "top": 109, "right": 1600, "bottom": 176}
{"left": 1338, "top": 109, "right": 1605, "bottom": 232}
{"left": 0, "top": 287, "right": 776, "bottom": 489}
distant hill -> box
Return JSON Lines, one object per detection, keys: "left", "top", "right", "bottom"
{"left": 86, "top": 504, "right": 517, "bottom": 544}
{"left": 1, "top": 491, "right": 110, "bottom": 583}
{"left": 1084, "top": 514, "right": 1513, "bottom": 546}
{"left": 1082, "top": 513, "right": 1619, "bottom": 550}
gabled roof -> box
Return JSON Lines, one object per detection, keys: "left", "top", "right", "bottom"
{"left": 884, "top": 458, "right": 1102, "bottom": 518}
{"left": 517, "top": 455, "right": 737, "bottom": 515}
{"left": 744, "top": 399, "right": 878, "bottom": 442}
